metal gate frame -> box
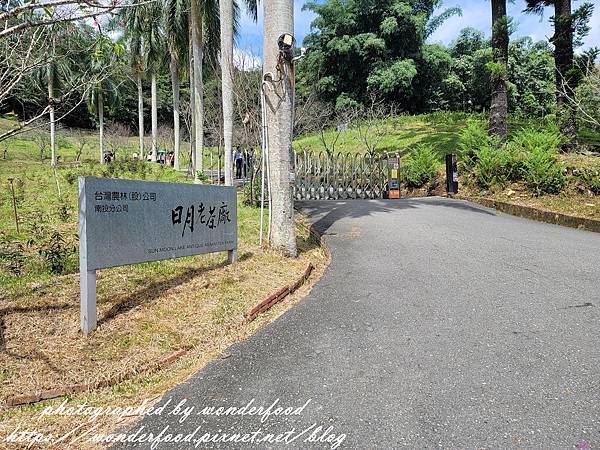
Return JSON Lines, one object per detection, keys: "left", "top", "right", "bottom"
{"left": 293, "top": 149, "right": 399, "bottom": 200}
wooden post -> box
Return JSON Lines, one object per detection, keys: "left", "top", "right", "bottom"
{"left": 7, "top": 178, "right": 19, "bottom": 233}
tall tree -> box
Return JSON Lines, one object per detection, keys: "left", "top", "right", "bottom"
{"left": 525, "top": 0, "right": 594, "bottom": 147}
{"left": 190, "top": 0, "right": 204, "bottom": 181}
{"left": 47, "top": 61, "right": 57, "bottom": 167}
{"left": 164, "top": 0, "right": 188, "bottom": 171}
{"left": 189, "top": 0, "right": 219, "bottom": 181}
{"left": 121, "top": 5, "right": 147, "bottom": 159}
{"left": 301, "top": 0, "right": 461, "bottom": 109}
{"left": 220, "top": 0, "right": 258, "bottom": 185}
{"left": 89, "top": 35, "right": 123, "bottom": 163}
{"left": 263, "top": 0, "right": 296, "bottom": 256}
{"left": 489, "top": 0, "right": 509, "bottom": 140}
{"left": 37, "top": 32, "right": 73, "bottom": 167}
{"left": 146, "top": 5, "right": 164, "bottom": 162}
{"left": 220, "top": 0, "right": 235, "bottom": 186}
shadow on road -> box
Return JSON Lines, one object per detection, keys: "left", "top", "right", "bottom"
{"left": 298, "top": 197, "right": 495, "bottom": 236}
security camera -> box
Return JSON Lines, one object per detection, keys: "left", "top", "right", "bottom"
{"left": 278, "top": 33, "right": 295, "bottom": 51}
{"left": 278, "top": 33, "right": 296, "bottom": 63}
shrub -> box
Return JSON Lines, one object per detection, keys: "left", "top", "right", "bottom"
{"left": 510, "top": 127, "right": 563, "bottom": 154}
{"left": 522, "top": 146, "right": 565, "bottom": 195}
{"left": 501, "top": 142, "right": 525, "bottom": 182}
{"left": 243, "top": 174, "right": 262, "bottom": 206}
{"left": 38, "top": 231, "right": 76, "bottom": 275}
{"left": 101, "top": 159, "right": 148, "bottom": 179}
{"left": 64, "top": 171, "right": 78, "bottom": 185}
{"left": 0, "top": 233, "right": 26, "bottom": 276}
{"left": 507, "top": 127, "right": 564, "bottom": 195}
{"left": 457, "top": 120, "right": 498, "bottom": 167}
{"left": 401, "top": 144, "right": 439, "bottom": 188}
{"left": 472, "top": 146, "right": 508, "bottom": 189}
{"left": 195, "top": 171, "right": 209, "bottom": 182}
{"left": 578, "top": 164, "right": 600, "bottom": 195}
{"left": 56, "top": 202, "right": 70, "bottom": 222}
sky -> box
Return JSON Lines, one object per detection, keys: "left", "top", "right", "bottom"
{"left": 236, "top": 0, "right": 600, "bottom": 62}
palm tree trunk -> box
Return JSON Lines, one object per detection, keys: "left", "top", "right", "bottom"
{"left": 98, "top": 90, "right": 104, "bottom": 163}
{"left": 151, "top": 71, "right": 158, "bottom": 162}
{"left": 554, "top": 0, "right": 577, "bottom": 147}
{"left": 220, "top": 0, "right": 234, "bottom": 186}
{"left": 190, "top": 0, "right": 204, "bottom": 182}
{"left": 48, "top": 66, "right": 56, "bottom": 167}
{"left": 137, "top": 73, "right": 145, "bottom": 160}
{"left": 189, "top": 38, "right": 196, "bottom": 176}
{"left": 489, "top": 0, "right": 508, "bottom": 140}
{"left": 263, "top": 0, "right": 297, "bottom": 256}
{"left": 170, "top": 56, "right": 181, "bottom": 170}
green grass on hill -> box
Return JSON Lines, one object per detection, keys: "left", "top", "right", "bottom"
{"left": 0, "top": 118, "right": 222, "bottom": 169}
{"left": 293, "top": 111, "right": 600, "bottom": 159}
{"left": 293, "top": 111, "right": 472, "bottom": 159}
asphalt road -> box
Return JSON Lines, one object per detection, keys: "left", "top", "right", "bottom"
{"left": 114, "top": 197, "right": 600, "bottom": 450}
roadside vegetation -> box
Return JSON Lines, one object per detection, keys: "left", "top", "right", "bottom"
{"left": 293, "top": 111, "right": 599, "bottom": 219}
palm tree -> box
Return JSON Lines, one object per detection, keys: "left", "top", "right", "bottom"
{"left": 489, "top": 0, "right": 509, "bottom": 140}
{"left": 146, "top": 6, "right": 164, "bottom": 162}
{"left": 37, "top": 34, "right": 73, "bottom": 167}
{"left": 220, "top": 0, "right": 235, "bottom": 186}
{"left": 121, "top": 5, "right": 147, "bottom": 159}
{"left": 221, "top": 0, "right": 258, "bottom": 185}
{"left": 189, "top": 0, "right": 220, "bottom": 182}
{"left": 164, "top": 0, "right": 189, "bottom": 171}
{"left": 47, "top": 62, "right": 57, "bottom": 167}
{"left": 190, "top": 0, "right": 204, "bottom": 181}
{"left": 89, "top": 36, "right": 123, "bottom": 163}
{"left": 262, "top": 0, "right": 296, "bottom": 256}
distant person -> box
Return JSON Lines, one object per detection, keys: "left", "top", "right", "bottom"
{"left": 235, "top": 148, "right": 244, "bottom": 178}
{"left": 244, "top": 148, "right": 254, "bottom": 179}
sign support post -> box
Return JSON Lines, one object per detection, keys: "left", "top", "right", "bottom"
{"left": 445, "top": 153, "right": 458, "bottom": 194}
{"left": 80, "top": 269, "right": 96, "bottom": 335}
{"left": 227, "top": 249, "right": 237, "bottom": 264}
{"left": 78, "top": 177, "right": 97, "bottom": 335}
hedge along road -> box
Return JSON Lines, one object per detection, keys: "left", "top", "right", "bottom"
{"left": 113, "top": 197, "right": 600, "bottom": 449}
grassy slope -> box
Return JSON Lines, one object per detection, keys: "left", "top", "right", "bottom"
{"left": 293, "top": 112, "right": 470, "bottom": 158}
{"left": 293, "top": 111, "right": 600, "bottom": 157}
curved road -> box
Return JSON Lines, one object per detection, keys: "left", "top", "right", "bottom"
{"left": 116, "top": 197, "right": 600, "bottom": 449}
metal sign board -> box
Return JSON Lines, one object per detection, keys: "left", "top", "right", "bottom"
{"left": 78, "top": 177, "right": 237, "bottom": 334}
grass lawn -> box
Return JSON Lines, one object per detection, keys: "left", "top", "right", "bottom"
{"left": 0, "top": 118, "right": 223, "bottom": 171}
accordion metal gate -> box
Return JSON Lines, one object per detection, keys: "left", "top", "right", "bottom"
{"left": 293, "top": 150, "right": 399, "bottom": 200}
